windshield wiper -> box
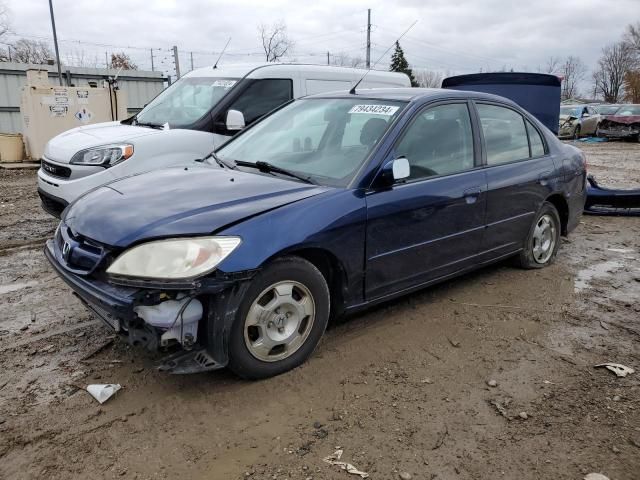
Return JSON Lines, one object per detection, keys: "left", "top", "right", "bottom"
{"left": 197, "top": 151, "right": 235, "bottom": 169}
{"left": 133, "top": 118, "right": 165, "bottom": 129}
{"left": 235, "top": 160, "right": 315, "bottom": 184}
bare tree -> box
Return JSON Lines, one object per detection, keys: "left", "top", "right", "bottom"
{"left": 6, "top": 38, "right": 53, "bottom": 64}
{"left": 259, "top": 21, "right": 293, "bottom": 62}
{"left": 331, "top": 52, "right": 364, "bottom": 68}
{"left": 0, "top": 1, "right": 10, "bottom": 39}
{"left": 540, "top": 56, "right": 561, "bottom": 74}
{"left": 624, "top": 70, "right": 640, "bottom": 103}
{"left": 110, "top": 52, "right": 137, "bottom": 70}
{"left": 559, "top": 56, "right": 586, "bottom": 100}
{"left": 624, "top": 21, "right": 640, "bottom": 53}
{"left": 593, "top": 42, "right": 636, "bottom": 103}
{"left": 413, "top": 68, "right": 443, "bottom": 88}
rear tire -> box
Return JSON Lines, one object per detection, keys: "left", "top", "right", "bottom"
{"left": 227, "top": 256, "right": 330, "bottom": 379}
{"left": 516, "top": 202, "right": 561, "bottom": 269}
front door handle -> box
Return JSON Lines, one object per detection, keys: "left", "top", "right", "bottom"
{"left": 463, "top": 187, "right": 482, "bottom": 204}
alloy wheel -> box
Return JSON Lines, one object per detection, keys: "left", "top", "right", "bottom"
{"left": 532, "top": 214, "right": 556, "bottom": 264}
{"left": 244, "top": 281, "right": 316, "bottom": 362}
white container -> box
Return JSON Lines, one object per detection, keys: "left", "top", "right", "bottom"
{"left": 134, "top": 297, "right": 203, "bottom": 346}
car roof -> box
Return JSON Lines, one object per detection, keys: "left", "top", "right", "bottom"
{"left": 306, "top": 87, "right": 518, "bottom": 105}
{"left": 184, "top": 63, "right": 408, "bottom": 82}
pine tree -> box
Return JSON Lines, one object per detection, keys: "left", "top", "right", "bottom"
{"left": 389, "top": 41, "right": 418, "bottom": 87}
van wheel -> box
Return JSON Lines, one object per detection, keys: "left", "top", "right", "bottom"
{"left": 227, "top": 256, "right": 330, "bottom": 379}
{"left": 516, "top": 202, "right": 561, "bottom": 269}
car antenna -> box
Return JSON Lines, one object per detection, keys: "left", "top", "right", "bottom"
{"left": 349, "top": 20, "right": 417, "bottom": 95}
{"left": 213, "top": 37, "right": 232, "bottom": 69}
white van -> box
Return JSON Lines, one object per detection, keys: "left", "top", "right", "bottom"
{"left": 37, "top": 63, "right": 410, "bottom": 216}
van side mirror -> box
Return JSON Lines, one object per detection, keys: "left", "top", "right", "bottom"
{"left": 226, "top": 109, "right": 245, "bottom": 131}
{"left": 377, "top": 157, "right": 410, "bottom": 187}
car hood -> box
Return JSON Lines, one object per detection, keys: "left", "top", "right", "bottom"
{"left": 44, "top": 122, "right": 163, "bottom": 163}
{"left": 63, "top": 165, "right": 330, "bottom": 247}
{"left": 601, "top": 115, "right": 640, "bottom": 125}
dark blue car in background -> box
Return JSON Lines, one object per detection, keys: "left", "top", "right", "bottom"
{"left": 46, "top": 88, "right": 587, "bottom": 379}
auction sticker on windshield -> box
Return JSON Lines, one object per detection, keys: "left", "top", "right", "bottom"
{"left": 212, "top": 80, "right": 237, "bottom": 89}
{"left": 349, "top": 104, "right": 399, "bottom": 115}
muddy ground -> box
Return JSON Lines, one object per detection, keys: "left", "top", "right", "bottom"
{"left": 0, "top": 141, "right": 639, "bottom": 480}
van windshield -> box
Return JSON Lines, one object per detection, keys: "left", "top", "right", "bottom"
{"left": 135, "top": 77, "right": 239, "bottom": 128}
{"left": 217, "top": 98, "right": 406, "bottom": 187}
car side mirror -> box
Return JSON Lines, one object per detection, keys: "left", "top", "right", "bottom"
{"left": 226, "top": 109, "right": 245, "bottom": 131}
{"left": 392, "top": 157, "right": 410, "bottom": 180}
{"left": 377, "top": 157, "right": 410, "bottom": 187}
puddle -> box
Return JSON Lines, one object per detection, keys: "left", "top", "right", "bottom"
{"left": 574, "top": 260, "right": 623, "bottom": 292}
{"left": 0, "top": 280, "right": 39, "bottom": 295}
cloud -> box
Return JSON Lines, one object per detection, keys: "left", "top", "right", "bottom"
{"left": 5, "top": 0, "right": 636, "bottom": 88}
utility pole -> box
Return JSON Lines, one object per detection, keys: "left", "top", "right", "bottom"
{"left": 327, "top": 51, "right": 330, "bottom": 65}
{"left": 190, "top": 51, "right": 194, "bottom": 71}
{"left": 150, "top": 48, "right": 154, "bottom": 71}
{"left": 172, "top": 45, "right": 181, "bottom": 79}
{"left": 105, "top": 51, "right": 109, "bottom": 69}
{"left": 48, "top": 0, "right": 63, "bottom": 86}
{"left": 365, "top": 8, "right": 371, "bottom": 69}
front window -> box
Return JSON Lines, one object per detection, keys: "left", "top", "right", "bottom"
{"left": 559, "top": 106, "right": 580, "bottom": 117}
{"left": 596, "top": 105, "right": 621, "bottom": 115}
{"left": 217, "top": 98, "right": 406, "bottom": 187}
{"left": 136, "top": 76, "right": 239, "bottom": 128}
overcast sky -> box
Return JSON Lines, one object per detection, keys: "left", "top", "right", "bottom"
{"left": 4, "top": 0, "right": 636, "bottom": 88}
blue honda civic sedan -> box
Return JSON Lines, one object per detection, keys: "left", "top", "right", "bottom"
{"left": 45, "top": 88, "right": 587, "bottom": 378}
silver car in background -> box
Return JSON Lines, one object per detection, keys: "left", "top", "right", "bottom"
{"left": 558, "top": 105, "right": 600, "bottom": 139}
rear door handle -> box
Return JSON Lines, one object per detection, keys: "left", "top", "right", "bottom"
{"left": 538, "top": 171, "right": 552, "bottom": 186}
{"left": 463, "top": 187, "right": 482, "bottom": 204}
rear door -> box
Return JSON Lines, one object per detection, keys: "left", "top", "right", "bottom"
{"left": 365, "top": 101, "right": 487, "bottom": 299}
{"left": 475, "top": 102, "right": 556, "bottom": 259}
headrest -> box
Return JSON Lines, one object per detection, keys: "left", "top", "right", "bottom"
{"left": 360, "top": 118, "right": 388, "bottom": 146}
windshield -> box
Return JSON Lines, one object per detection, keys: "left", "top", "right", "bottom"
{"left": 560, "top": 106, "right": 581, "bottom": 117}
{"left": 615, "top": 105, "right": 640, "bottom": 116}
{"left": 596, "top": 105, "right": 621, "bottom": 115}
{"left": 217, "top": 98, "right": 406, "bottom": 187}
{"left": 136, "top": 76, "right": 239, "bottom": 128}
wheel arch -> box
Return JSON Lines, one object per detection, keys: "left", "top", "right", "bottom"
{"left": 545, "top": 193, "right": 569, "bottom": 236}
{"left": 265, "top": 246, "right": 348, "bottom": 321}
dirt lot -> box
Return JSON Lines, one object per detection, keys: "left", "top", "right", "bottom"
{"left": 1, "top": 141, "right": 639, "bottom": 480}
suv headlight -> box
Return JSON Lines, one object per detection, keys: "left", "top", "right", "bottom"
{"left": 106, "top": 236, "right": 241, "bottom": 280}
{"left": 70, "top": 144, "right": 134, "bottom": 166}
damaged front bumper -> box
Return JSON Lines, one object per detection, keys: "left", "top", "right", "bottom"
{"left": 44, "top": 240, "right": 253, "bottom": 373}
{"left": 597, "top": 125, "right": 640, "bottom": 139}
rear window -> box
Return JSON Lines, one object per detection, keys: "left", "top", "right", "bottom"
{"left": 477, "top": 104, "right": 529, "bottom": 165}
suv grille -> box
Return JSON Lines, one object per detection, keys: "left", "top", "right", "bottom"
{"left": 41, "top": 159, "right": 71, "bottom": 178}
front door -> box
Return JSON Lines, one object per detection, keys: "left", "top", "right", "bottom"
{"left": 365, "top": 102, "right": 487, "bottom": 300}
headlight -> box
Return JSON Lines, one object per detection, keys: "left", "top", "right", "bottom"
{"left": 106, "top": 236, "right": 241, "bottom": 280}
{"left": 70, "top": 144, "right": 134, "bottom": 166}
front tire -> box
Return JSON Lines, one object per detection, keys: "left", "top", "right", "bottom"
{"left": 228, "top": 256, "right": 330, "bottom": 379}
{"left": 573, "top": 125, "right": 581, "bottom": 140}
{"left": 516, "top": 202, "right": 561, "bottom": 269}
